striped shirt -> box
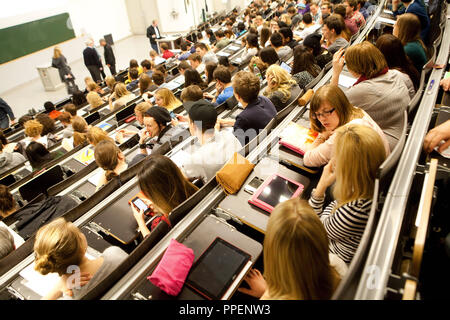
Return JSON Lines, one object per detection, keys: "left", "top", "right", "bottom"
{"left": 309, "top": 192, "right": 372, "bottom": 263}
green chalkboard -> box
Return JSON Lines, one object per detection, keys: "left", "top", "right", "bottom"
{"left": 0, "top": 13, "right": 76, "bottom": 64}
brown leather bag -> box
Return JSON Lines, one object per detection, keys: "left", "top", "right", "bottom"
{"left": 216, "top": 152, "right": 255, "bottom": 195}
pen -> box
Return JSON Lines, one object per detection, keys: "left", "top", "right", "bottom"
{"left": 427, "top": 79, "right": 435, "bottom": 94}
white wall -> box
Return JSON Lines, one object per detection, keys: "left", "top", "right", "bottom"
{"left": 0, "top": 0, "right": 132, "bottom": 95}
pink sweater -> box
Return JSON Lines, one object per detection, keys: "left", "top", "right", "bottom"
{"left": 303, "top": 111, "right": 390, "bottom": 167}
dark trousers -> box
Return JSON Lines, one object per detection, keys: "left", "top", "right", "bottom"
{"left": 151, "top": 42, "right": 159, "bottom": 54}
{"left": 100, "top": 67, "right": 106, "bottom": 80}
{"left": 86, "top": 65, "right": 102, "bottom": 83}
{"left": 108, "top": 64, "right": 117, "bottom": 75}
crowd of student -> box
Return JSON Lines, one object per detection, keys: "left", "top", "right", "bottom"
{"left": 0, "top": 0, "right": 449, "bottom": 301}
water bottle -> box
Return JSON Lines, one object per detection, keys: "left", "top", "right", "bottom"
{"left": 253, "top": 63, "right": 263, "bottom": 83}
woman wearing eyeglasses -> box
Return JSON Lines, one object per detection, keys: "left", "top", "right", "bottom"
{"left": 303, "top": 84, "right": 389, "bottom": 168}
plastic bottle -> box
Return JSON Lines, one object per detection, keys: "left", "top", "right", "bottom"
{"left": 253, "top": 63, "right": 263, "bottom": 82}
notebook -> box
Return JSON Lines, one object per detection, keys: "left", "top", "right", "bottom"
{"left": 278, "top": 122, "right": 319, "bottom": 155}
{"left": 73, "top": 147, "right": 95, "bottom": 165}
{"left": 97, "top": 122, "right": 113, "bottom": 131}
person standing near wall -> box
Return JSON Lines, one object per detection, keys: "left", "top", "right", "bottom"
{"left": 147, "top": 19, "right": 162, "bottom": 54}
{"left": 51, "top": 47, "right": 77, "bottom": 94}
{"left": 0, "top": 98, "right": 16, "bottom": 129}
{"left": 83, "top": 39, "right": 103, "bottom": 83}
{"left": 100, "top": 39, "right": 116, "bottom": 75}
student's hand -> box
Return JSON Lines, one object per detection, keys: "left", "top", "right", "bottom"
{"left": 440, "top": 78, "right": 450, "bottom": 92}
{"left": 139, "top": 130, "right": 151, "bottom": 144}
{"left": 237, "top": 269, "right": 267, "bottom": 298}
{"left": 320, "top": 130, "right": 333, "bottom": 141}
{"left": 423, "top": 119, "right": 450, "bottom": 153}
{"left": 115, "top": 131, "right": 125, "bottom": 144}
{"left": 203, "top": 92, "right": 215, "bottom": 100}
{"left": 131, "top": 204, "right": 146, "bottom": 224}
{"left": 10, "top": 119, "right": 16, "bottom": 126}
{"left": 316, "top": 160, "right": 336, "bottom": 196}
{"left": 332, "top": 48, "right": 345, "bottom": 75}
{"left": 171, "top": 118, "right": 179, "bottom": 127}
{"left": 214, "top": 121, "right": 221, "bottom": 131}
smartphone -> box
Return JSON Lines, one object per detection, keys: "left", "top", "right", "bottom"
{"left": 131, "top": 197, "right": 150, "bottom": 214}
{"left": 244, "top": 176, "right": 264, "bottom": 195}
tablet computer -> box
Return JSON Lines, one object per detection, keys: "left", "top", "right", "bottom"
{"left": 185, "top": 237, "right": 251, "bottom": 300}
{"left": 280, "top": 61, "right": 292, "bottom": 74}
{"left": 248, "top": 173, "right": 304, "bottom": 213}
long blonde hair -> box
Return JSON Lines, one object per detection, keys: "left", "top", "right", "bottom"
{"left": 155, "top": 88, "right": 182, "bottom": 111}
{"left": 86, "top": 91, "right": 104, "bottom": 109}
{"left": 34, "top": 218, "right": 85, "bottom": 276}
{"left": 87, "top": 127, "right": 113, "bottom": 146}
{"left": 114, "top": 83, "right": 131, "bottom": 98}
{"left": 264, "top": 198, "right": 339, "bottom": 300}
{"left": 333, "top": 124, "right": 387, "bottom": 206}
{"left": 53, "top": 47, "right": 62, "bottom": 59}
{"left": 264, "top": 64, "right": 297, "bottom": 103}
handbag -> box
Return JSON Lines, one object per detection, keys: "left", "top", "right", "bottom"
{"left": 215, "top": 152, "right": 255, "bottom": 195}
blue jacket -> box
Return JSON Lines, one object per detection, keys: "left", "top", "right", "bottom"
{"left": 394, "top": 1, "right": 430, "bottom": 41}
{"left": 0, "top": 98, "right": 15, "bottom": 121}
{"left": 233, "top": 96, "right": 277, "bottom": 145}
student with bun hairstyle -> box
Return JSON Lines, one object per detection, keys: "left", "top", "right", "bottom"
{"left": 303, "top": 84, "right": 389, "bottom": 167}
{"left": 33, "top": 218, "right": 127, "bottom": 299}
{"left": 94, "top": 140, "right": 127, "bottom": 190}
{"left": 132, "top": 155, "right": 198, "bottom": 237}
{"left": 238, "top": 198, "right": 346, "bottom": 300}
{"left": 331, "top": 42, "right": 410, "bottom": 151}
{"left": 309, "top": 124, "right": 387, "bottom": 263}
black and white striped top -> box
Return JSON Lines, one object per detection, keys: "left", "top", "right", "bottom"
{"left": 309, "top": 192, "right": 372, "bottom": 264}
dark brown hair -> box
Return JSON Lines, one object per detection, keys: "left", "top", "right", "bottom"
{"left": 0, "top": 185, "right": 15, "bottom": 217}
{"left": 292, "top": 45, "right": 320, "bottom": 77}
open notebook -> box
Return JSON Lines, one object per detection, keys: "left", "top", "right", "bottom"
{"left": 278, "top": 122, "right": 319, "bottom": 155}
{"left": 73, "top": 147, "right": 95, "bottom": 166}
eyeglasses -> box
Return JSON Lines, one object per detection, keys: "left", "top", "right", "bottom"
{"left": 312, "top": 108, "right": 335, "bottom": 119}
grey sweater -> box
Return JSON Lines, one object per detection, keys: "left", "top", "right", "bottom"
{"left": 0, "top": 152, "right": 26, "bottom": 175}
{"left": 345, "top": 70, "right": 410, "bottom": 151}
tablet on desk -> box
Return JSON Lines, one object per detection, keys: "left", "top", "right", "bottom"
{"left": 185, "top": 237, "right": 251, "bottom": 300}
{"left": 280, "top": 61, "right": 292, "bottom": 74}
{"left": 248, "top": 173, "right": 304, "bottom": 213}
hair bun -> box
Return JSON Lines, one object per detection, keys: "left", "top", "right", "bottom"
{"left": 34, "top": 254, "right": 55, "bottom": 275}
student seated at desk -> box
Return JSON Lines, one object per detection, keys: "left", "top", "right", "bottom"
{"left": 270, "top": 32, "right": 292, "bottom": 62}
{"left": 0, "top": 226, "right": 15, "bottom": 259}
{"left": 43, "top": 101, "right": 62, "bottom": 120}
{"left": 160, "top": 43, "right": 174, "bottom": 60}
{"left": 33, "top": 218, "right": 127, "bottom": 300}
{"left": 63, "top": 103, "right": 77, "bottom": 117}
{"left": 36, "top": 114, "right": 60, "bottom": 148}
{"left": 203, "top": 66, "right": 234, "bottom": 106}
{"left": 291, "top": 45, "right": 322, "bottom": 90}
{"left": 26, "top": 141, "right": 54, "bottom": 171}
{"left": 132, "top": 155, "right": 198, "bottom": 237}
{"left": 238, "top": 198, "right": 346, "bottom": 300}
{"left": 322, "top": 15, "right": 349, "bottom": 54}
{"left": 108, "top": 83, "right": 136, "bottom": 111}
{"left": 180, "top": 100, "right": 242, "bottom": 183}
{"left": 62, "top": 116, "right": 88, "bottom": 151}
{"left": 87, "top": 91, "right": 105, "bottom": 111}
{"left": 303, "top": 33, "right": 333, "bottom": 70}
{"left": 129, "top": 106, "right": 183, "bottom": 167}
{"left": 240, "top": 33, "right": 260, "bottom": 63}
{"left": 138, "top": 74, "right": 159, "bottom": 96}
{"left": 309, "top": 124, "right": 387, "bottom": 263}
{"left": 303, "top": 85, "right": 389, "bottom": 167}
{"left": 333, "top": 4, "right": 358, "bottom": 37}
{"left": 263, "top": 64, "right": 301, "bottom": 112}
{"left": 184, "top": 69, "right": 207, "bottom": 90}
{"left": 180, "top": 85, "right": 204, "bottom": 113}
{"left": 0, "top": 138, "right": 26, "bottom": 175}
{"left": 331, "top": 42, "right": 410, "bottom": 151}
{"left": 249, "top": 47, "right": 280, "bottom": 74}
{"left": 153, "top": 88, "right": 183, "bottom": 113}
{"left": 85, "top": 80, "right": 105, "bottom": 96}
{"left": 218, "top": 56, "right": 238, "bottom": 75}
{"left": 213, "top": 30, "right": 231, "bottom": 53}
{"left": 72, "top": 90, "right": 87, "bottom": 108}
{"left": 126, "top": 68, "right": 140, "bottom": 92}
{"left": 195, "top": 42, "right": 218, "bottom": 65}
{"left": 343, "top": 0, "right": 365, "bottom": 30}
{"left": 94, "top": 140, "right": 128, "bottom": 190}
{"left": 216, "top": 71, "right": 277, "bottom": 146}
{"left": 22, "top": 120, "right": 48, "bottom": 149}
{"left": 155, "top": 64, "right": 175, "bottom": 83}
{"left": 393, "top": 13, "right": 428, "bottom": 74}
{"left": 105, "top": 75, "right": 116, "bottom": 91}
{"left": 376, "top": 34, "right": 419, "bottom": 96}
{"left": 205, "top": 61, "right": 218, "bottom": 86}
{"left": 57, "top": 112, "right": 73, "bottom": 139}
{"left": 188, "top": 53, "right": 205, "bottom": 74}
{"left": 125, "top": 59, "right": 143, "bottom": 84}
{"left": 392, "top": 0, "right": 430, "bottom": 42}
{"left": 0, "top": 130, "right": 19, "bottom": 154}
{"left": 0, "top": 184, "right": 18, "bottom": 218}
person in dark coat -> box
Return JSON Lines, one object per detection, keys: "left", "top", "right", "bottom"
{"left": 146, "top": 19, "right": 162, "bottom": 53}
{"left": 83, "top": 39, "right": 103, "bottom": 83}
{"left": 52, "top": 46, "right": 77, "bottom": 94}
{"left": 0, "top": 98, "right": 15, "bottom": 129}
{"left": 100, "top": 38, "right": 116, "bottom": 75}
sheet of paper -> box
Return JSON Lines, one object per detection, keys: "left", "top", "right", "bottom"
{"left": 170, "top": 149, "right": 191, "bottom": 167}
{"left": 383, "top": 9, "right": 393, "bottom": 15}
{"left": 228, "top": 45, "right": 241, "bottom": 51}
{"left": 377, "top": 17, "right": 396, "bottom": 25}
{"left": 0, "top": 221, "right": 25, "bottom": 248}
{"left": 217, "top": 51, "right": 231, "bottom": 57}
{"left": 338, "top": 74, "right": 357, "bottom": 88}
{"left": 87, "top": 169, "right": 104, "bottom": 186}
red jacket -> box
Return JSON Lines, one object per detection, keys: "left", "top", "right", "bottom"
{"left": 162, "top": 50, "right": 174, "bottom": 59}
